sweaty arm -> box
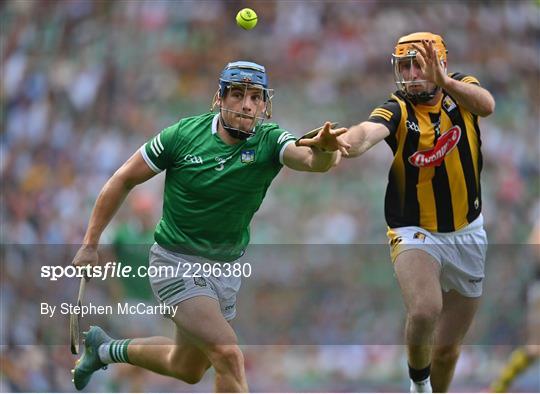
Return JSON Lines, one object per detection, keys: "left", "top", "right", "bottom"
{"left": 83, "top": 151, "right": 156, "bottom": 247}
{"left": 442, "top": 73, "right": 495, "bottom": 117}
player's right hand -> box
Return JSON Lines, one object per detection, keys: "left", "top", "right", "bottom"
{"left": 72, "top": 245, "right": 99, "bottom": 267}
{"left": 296, "top": 121, "right": 350, "bottom": 155}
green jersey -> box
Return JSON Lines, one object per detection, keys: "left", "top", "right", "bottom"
{"left": 140, "top": 113, "right": 296, "bottom": 261}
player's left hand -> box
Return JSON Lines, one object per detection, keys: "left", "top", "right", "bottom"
{"left": 412, "top": 40, "right": 448, "bottom": 88}
{"left": 296, "top": 121, "right": 350, "bottom": 156}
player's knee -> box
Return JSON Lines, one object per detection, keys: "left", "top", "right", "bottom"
{"left": 208, "top": 344, "right": 244, "bottom": 374}
{"left": 408, "top": 305, "right": 441, "bottom": 328}
{"left": 180, "top": 371, "right": 205, "bottom": 385}
{"left": 169, "top": 365, "right": 205, "bottom": 384}
{"left": 167, "top": 350, "right": 207, "bottom": 384}
{"left": 433, "top": 345, "right": 461, "bottom": 365}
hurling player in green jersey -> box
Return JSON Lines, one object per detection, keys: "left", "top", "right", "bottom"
{"left": 71, "top": 61, "right": 350, "bottom": 392}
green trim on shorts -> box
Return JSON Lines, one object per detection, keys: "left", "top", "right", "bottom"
{"left": 158, "top": 279, "right": 185, "bottom": 299}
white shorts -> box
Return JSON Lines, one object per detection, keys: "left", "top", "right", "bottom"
{"left": 148, "top": 243, "right": 242, "bottom": 321}
{"left": 387, "top": 214, "right": 488, "bottom": 297}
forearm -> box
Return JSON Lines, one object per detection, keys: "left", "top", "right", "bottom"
{"left": 83, "top": 174, "right": 134, "bottom": 247}
{"left": 343, "top": 123, "right": 373, "bottom": 158}
{"left": 441, "top": 77, "right": 495, "bottom": 117}
{"left": 309, "top": 148, "right": 338, "bottom": 172}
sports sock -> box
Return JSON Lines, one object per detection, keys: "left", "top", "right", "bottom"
{"left": 98, "top": 339, "right": 132, "bottom": 364}
{"left": 409, "top": 364, "right": 432, "bottom": 393}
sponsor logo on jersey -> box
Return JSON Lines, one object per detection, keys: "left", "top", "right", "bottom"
{"left": 241, "top": 150, "right": 255, "bottom": 163}
{"left": 184, "top": 154, "right": 203, "bottom": 164}
{"left": 215, "top": 155, "right": 233, "bottom": 171}
{"left": 406, "top": 120, "right": 420, "bottom": 134}
{"left": 408, "top": 126, "right": 461, "bottom": 167}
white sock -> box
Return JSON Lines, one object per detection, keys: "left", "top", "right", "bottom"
{"left": 98, "top": 342, "right": 112, "bottom": 364}
{"left": 410, "top": 377, "right": 432, "bottom": 393}
{"left": 97, "top": 339, "right": 132, "bottom": 364}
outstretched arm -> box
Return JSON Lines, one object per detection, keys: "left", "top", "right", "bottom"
{"left": 412, "top": 40, "right": 495, "bottom": 117}
{"left": 341, "top": 121, "right": 390, "bottom": 158}
{"left": 72, "top": 151, "right": 157, "bottom": 266}
{"left": 283, "top": 121, "right": 350, "bottom": 172}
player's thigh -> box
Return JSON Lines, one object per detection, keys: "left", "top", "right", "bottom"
{"left": 434, "top": 289, "right": 480, "bottom": 346}
{"left": 171, "top": 295, "right": 239, "bottom": 351}
{"left": 394, "top": 249, "right": 443, "bottom": 311}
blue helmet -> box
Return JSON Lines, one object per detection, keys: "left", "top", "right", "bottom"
{"left": 219, "top": 61, "right": 270, "bottom": 100}
{"left": 213, "top": 60, "right": 273, "bottom": 140}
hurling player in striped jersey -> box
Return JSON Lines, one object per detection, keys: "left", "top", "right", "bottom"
{"left": 341, "top": 33, "right": 495, "bottom": 393}
{"left": 70, "top": 60, "right": 349, "bottom": 392}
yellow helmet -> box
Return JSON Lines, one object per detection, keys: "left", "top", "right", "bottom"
{"left": 394, "top": 32, "right": 447, "bottom": 63}
{"left": 392, "top": 32, "right": 448, "bottom": 102}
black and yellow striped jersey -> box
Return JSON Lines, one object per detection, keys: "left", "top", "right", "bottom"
{"left": 369, "top": 73, "right": 483, "bottom": 232}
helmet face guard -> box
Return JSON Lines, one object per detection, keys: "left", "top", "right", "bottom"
{"left": 392, "top": 32, "right": 447, "bottom": 103}
{"left": 212, "top": 61, "right": 274, "bottom": 139}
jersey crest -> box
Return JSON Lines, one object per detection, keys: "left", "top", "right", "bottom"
{"left": 241, "top": 150, "right": 256, "bottom": 164}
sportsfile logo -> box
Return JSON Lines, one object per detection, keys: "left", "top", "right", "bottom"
{"left": 408, "top": 126, "right": 461, "bottom": 167}
{"left": 41, "top": 261, "right": 253, "bottom": 281}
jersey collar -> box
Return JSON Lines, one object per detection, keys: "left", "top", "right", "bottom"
{"left": 212, "top": 113, "right": 219, "bottom": 135}
{"left": 211, "top": 113, "right": 257, "bottom": 141}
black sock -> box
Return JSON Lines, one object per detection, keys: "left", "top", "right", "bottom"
{"left": 408, "top": 363, "right": 431, "bottom": 382}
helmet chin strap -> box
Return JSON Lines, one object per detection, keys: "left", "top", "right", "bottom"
{"left": 219, "top": 112, "right": 254, "bottom": 140}
{"left": 406, "top": 85, "right": 441, "bottom": 104}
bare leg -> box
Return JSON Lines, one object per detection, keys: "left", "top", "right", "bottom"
{"left": 394, "top": 249, "right": 443, "bottom": 370}
{"left": 168, "top": 296, "right": 248, "bottom": 392}
{"left": 127, "top": 334, "right": 210, "bottom": 384}
{"left": 430, "top": 290, "right": 480, "bottom": 392}
{"left": 126, "top": 295, "right": 245, "bottom": 390}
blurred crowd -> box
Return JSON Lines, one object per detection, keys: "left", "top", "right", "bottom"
{"left": 1, "top": 0, "right": 539, "bottom": 392}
